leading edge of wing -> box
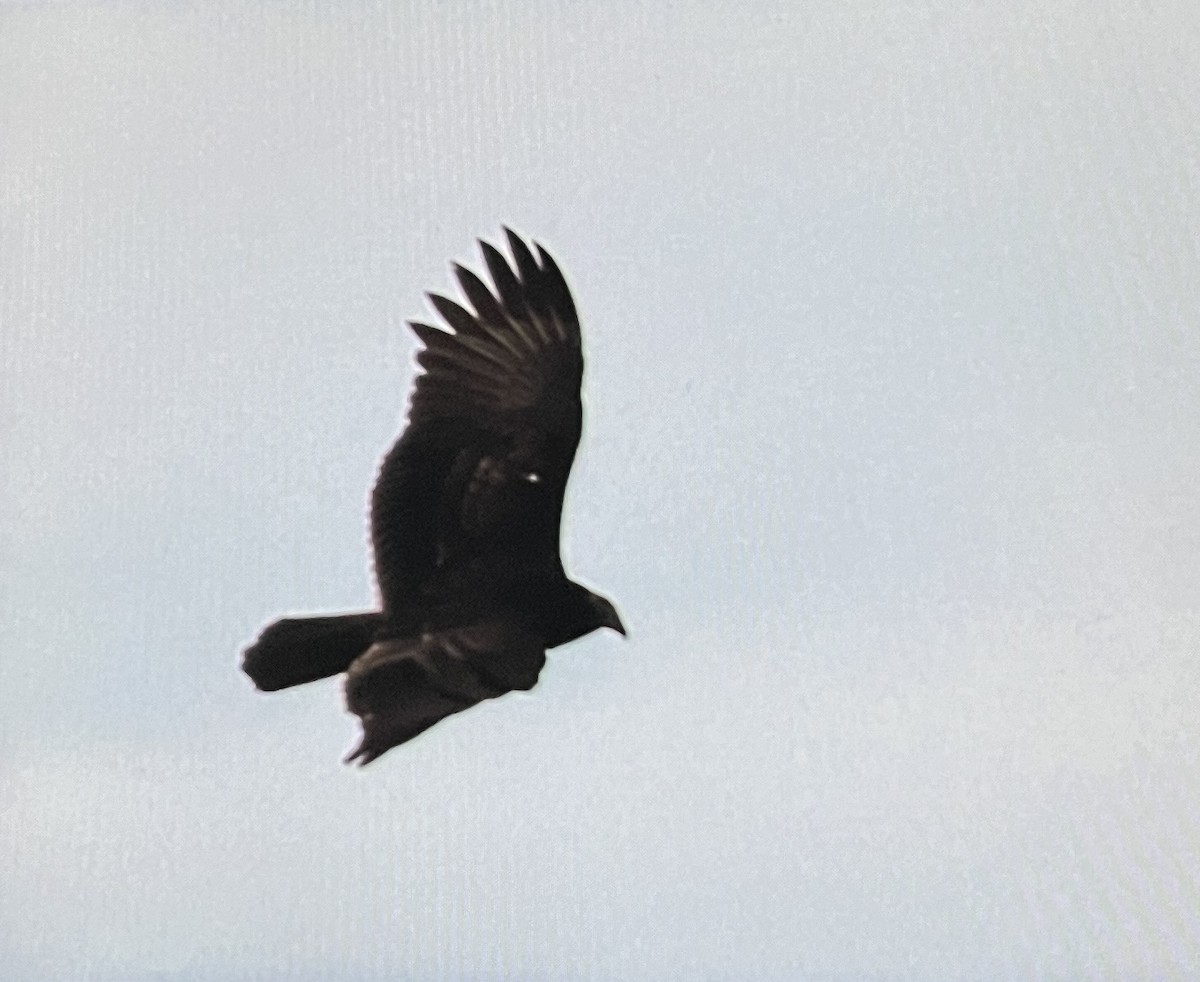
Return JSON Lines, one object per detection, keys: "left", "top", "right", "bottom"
{"left": 405, "top": 229, "right": 584, "bottom": 431}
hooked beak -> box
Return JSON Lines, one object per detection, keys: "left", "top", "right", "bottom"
{"left": 606, "top": 610, "right": 628, "bottom": 637}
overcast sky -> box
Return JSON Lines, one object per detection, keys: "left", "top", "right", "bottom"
{"left": 3, "top": 2, "right": 1199, "bottom": 979}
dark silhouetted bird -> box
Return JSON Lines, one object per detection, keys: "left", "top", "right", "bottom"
{"left": 242, "top": 230, "right": 625, "bottom": 764}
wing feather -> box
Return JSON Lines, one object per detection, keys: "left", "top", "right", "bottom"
{"left": 481, "top": 240, "right": 530, "bottom": 319}
{"left": 427, "top": 294, "right": 479, "bottom": 337}
{"left": 454, "top": 263, "right": 508, "bottom": 328}
{"left": 535, "top": 244, "right": 579, "bottom": 333}
{"left": 505, "top": 229, "right": 546, "bottom": 314}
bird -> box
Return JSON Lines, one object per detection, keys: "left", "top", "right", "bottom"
{"left": 242, "top": 229, "right": 625, "bottom": 765}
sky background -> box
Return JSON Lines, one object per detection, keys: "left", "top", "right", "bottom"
{"left": 2, "top": 1, "right": 1199, "bottom": 979}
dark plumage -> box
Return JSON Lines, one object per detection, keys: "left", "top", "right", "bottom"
{"left": 242, "top": 229, "right": 625, "bottom": 764}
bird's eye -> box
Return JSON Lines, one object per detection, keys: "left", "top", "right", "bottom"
{"left": 523, "top": 471, "right": 541, "bottom": 484}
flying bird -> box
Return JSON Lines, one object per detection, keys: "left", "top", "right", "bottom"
{"left": 242, "top": 230, "right": 625, "bottom": 764}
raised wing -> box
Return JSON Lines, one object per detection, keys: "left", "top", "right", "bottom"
{"left": 370, "top": 230, "right": 585, "bottom": 615}
{"left": 408, "top": 229, "right": 582, "bottom": 433}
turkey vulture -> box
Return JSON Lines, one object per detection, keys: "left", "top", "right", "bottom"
{"left": 242, "top": 229, "right": 625, "bottom": 765}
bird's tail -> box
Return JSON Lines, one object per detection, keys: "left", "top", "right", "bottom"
{"left": 242, "top": 611, "right": 385, "bottom": 691}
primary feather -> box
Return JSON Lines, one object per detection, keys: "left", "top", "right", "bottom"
{"left": 242, "top": 229, "right": 625, "bottom": 765}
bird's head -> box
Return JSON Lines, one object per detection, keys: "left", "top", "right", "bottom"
{"left": 549, "top": 582, "right": 626, "bottom": 647}
{"left": 586, "top": 591, "right": 627, "bottom": 638}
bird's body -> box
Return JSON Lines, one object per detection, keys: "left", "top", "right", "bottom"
{"left": 243, "top": 230, "right": 624, "bottom": 764}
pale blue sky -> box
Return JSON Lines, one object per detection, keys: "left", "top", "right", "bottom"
{"left": 3, "top": 2, "right": 1199, "bottom": 979}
